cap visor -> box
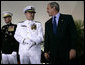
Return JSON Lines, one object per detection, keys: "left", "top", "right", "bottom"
{"left": 3, "top": 15, "right": 11, "bottom": 18}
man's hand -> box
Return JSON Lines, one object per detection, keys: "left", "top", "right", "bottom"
{"left": 44, "top": 53, "right": 50, "bottom": 60}
{"left": 69, "top": 49, "right": 76, "bottom": 60}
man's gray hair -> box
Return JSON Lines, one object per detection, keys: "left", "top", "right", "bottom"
{"left": 49, "top": 2, "right": 60, "bottom": 12}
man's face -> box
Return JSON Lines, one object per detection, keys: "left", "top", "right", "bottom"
{"left": 47, "top": 4, "right": 58, "bottom": 16}
{"left": 25, "top": 12, "right": 35, "bottom": 20}
{"left": 47, "top": 4, "right": 55, "bottom": 16}
{"left": 3, "top": 16, "right": 12, "bottom": 24}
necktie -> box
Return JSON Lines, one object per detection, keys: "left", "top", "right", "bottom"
{"left": 53, "top": 16, "right": 57, "bottom": 34}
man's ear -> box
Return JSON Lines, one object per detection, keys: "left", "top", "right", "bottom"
{"left": 24, "top": 13, "right": 26, "bottom": 15}
{"left": 53, "top": 7, "right": 56, "bottom": 10}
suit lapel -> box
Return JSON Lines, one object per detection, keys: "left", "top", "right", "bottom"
{"left": 58, "top": 14, "right": 64, "bottom": 30}
{"left": 58, "top": 14, "right": 64, "bottom": 26}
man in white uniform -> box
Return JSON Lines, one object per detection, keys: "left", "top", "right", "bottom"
{"left": 14, "top": 6, "right": 44, "bottom": 64}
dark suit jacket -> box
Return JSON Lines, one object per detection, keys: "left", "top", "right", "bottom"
{"left": 44, "top": 13, "right": 78, "bottom": 63}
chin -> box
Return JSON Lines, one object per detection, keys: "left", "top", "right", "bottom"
{"left": 48, "top": 14, "right": 52, "bottom": 16}
{"left": 49, "top": 15, "right": 52, "bottom": 17}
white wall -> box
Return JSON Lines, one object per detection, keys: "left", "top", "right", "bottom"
{"left": 1, "top": 1, "right": 84, "bottom": 33}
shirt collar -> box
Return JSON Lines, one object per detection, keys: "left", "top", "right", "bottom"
{"left": 52, "top": 12, "right": 60, "bottom": 24}
{"left": 53, "top": 12, "right": 60, "bottom": 20}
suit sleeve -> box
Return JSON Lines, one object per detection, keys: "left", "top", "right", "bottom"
{"left": 44, "top": 22, "right": 50, "bottom": 53}
{"left": 68, "top": 15, "right": 78, "bottom": 50}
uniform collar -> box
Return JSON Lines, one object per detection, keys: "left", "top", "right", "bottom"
{"left": 24, "top": 20, "right": 35, "bottom": 24}
{"left": 6, "top": 22, "right": 12, "bottom": 25}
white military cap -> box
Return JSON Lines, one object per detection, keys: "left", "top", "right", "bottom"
{"left": 2, "top": 11, "right": 13, "bottom": 18}
{"left": 23, "top": 6, "right": 36, "bottom": 13}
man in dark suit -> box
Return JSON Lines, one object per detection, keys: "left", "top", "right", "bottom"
{"left": 44, "top": 2, "right": 78, "bottom": 64}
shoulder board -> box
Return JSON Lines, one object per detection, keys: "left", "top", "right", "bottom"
{"left": 35, "top": 21, "right": 41, "bottom": 23}
{"left": 2, "top": 25, "right": 7, "bottom": 28}
{"left": 1, "top": 26, "right": 5, "bottom": 30}
{"left": 19, "top": 21, "right": 24, "bottom": 23}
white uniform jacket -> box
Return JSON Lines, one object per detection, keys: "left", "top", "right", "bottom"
{"left": 14, "top": 20, "right": 44, "bottom": 56}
